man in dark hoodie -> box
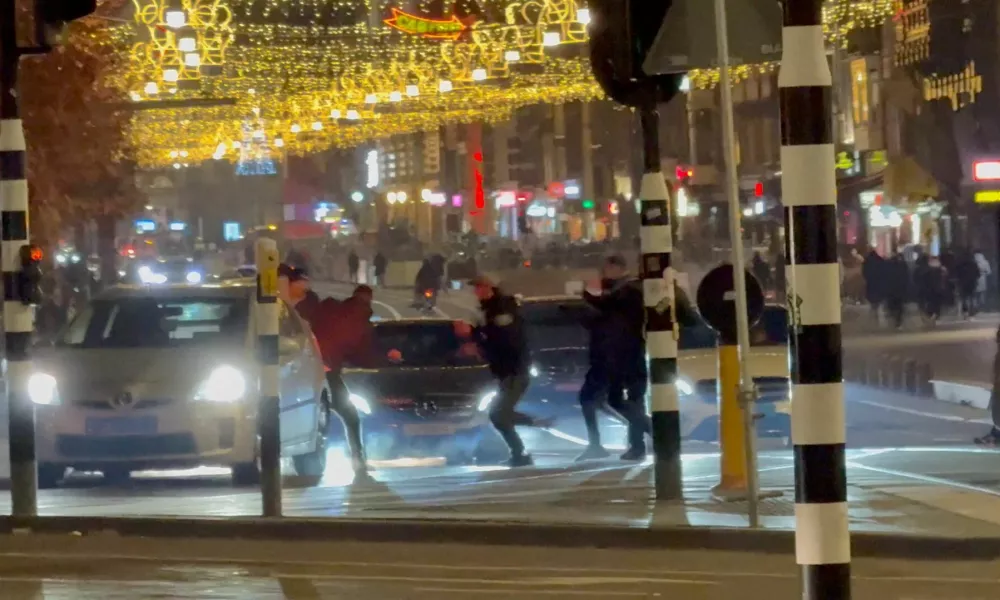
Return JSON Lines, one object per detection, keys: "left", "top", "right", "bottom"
{"left": 575, "top": 255, "right": 651, "bottom": 462}
{"left": 278, "top": 264, "right": 370, "bottom": 476}
{"left": 456, "top": 276, "right": 548, "bottom": 467}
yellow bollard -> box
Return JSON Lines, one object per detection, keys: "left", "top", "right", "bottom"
{"left": 715, "top": 341, "right": 748, "bottom": 495}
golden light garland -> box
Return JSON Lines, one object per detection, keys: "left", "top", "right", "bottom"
{"left": 110, "top": 0, "right": 894, "bottom": 167}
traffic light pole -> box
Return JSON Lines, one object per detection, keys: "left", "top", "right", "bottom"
{"left": 1, "top": 0, "right": 39, "bottom": 517}
{"left": 779, "top": 0, "right": 850, "bottom": 597}
{"left": 638, "top": 100, "right": 682, "bottom": 502}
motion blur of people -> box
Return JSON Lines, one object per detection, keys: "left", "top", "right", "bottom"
{"left": 575, "top": 255, "right": 650, "bottom": 462}
{"left": 413, "top": 258, "right": 440, "bottom": 307}
{"left": 456, "top": 276, "right": 549, "bottom": 467}
{"left": 373, "top": 252, "right": 387, "bottom": 287}
{"left": 347, "top": 250, "right": 360, "bottom": 284}
{"left": 884, "top": 254, "right": 909, "bottom": 329}
{"left": 975, "top": 250, "right": 992, "bottom": 309}
{"left": 750, "top": 252, "right": 771, "bottom": 296}
{"left": 861, "top": 248, "right": 885, "bottom": 324}
{"left": 954, "top": 250, "right": 981, "bottom": 319}
{"left": 914, "top": 255, "right": 947, "bottom": 326}
{"left": 278, "top": 264, "right": 370, "bottom": 476}
{"left": 36, "top": 277, "right": 69, "bottom": 343}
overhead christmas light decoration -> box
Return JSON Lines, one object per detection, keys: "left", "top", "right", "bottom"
{"left": 383, "top": 9, "right": 475, "bottom": 41}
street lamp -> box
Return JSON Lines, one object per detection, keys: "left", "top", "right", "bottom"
{"left": 351, "top": 191, "right": 364, "bottom": 203}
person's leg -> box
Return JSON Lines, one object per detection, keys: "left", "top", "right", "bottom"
{"left": 606, "top": 374, "right": 648, "bottom": 458}
{"left": 488, "top": 375, "right": 530, "bottom": 464}
{"left": 325, "top": 371, "right": 368, "bottom": 473}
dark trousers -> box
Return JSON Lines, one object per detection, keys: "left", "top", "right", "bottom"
{"left": 325, "top": 371, "right": 366, "bottom": 468}
{"left": 579, "top": 366, "right": 649, "bottom": 451}
{"left": 489, "top": 374, "right": 532, "bottom": 457}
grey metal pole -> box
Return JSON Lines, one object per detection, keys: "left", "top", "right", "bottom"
{"left": 713, "top": 0, "right": 761, "bottom": 526}
{"left": 1, "top": 0, "right": 38, "bottom": 518}
{"left": 639, "top": 101, "right": 682, "bottom": 501}
{"left": 255, "top": 237, "right": 282, "bottom": 517}
{"left": 779, "top": 0, "right": 850, "bottom": 597}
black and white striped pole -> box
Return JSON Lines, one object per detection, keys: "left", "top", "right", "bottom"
{"left": 255, "top": 238, "right": 282, "bottom": 517}
{"left": 2, "top": 0, "right": 38, "bottom": 517}
{"left": 779, "top": 0, "right": 850, "bottom": 597}
{"left": 638, "top": 103, "right": 682, "bottom": 501}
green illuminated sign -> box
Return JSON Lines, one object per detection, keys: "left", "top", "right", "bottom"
{"left": 582, "top": 200, "right": 595, "bottom": 209}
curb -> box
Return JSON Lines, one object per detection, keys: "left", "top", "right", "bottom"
{"left": 1, "top": 515, "right": 999, "bottom": 561}
{"left": 930, "top": 379, "right": 991, "bottom": 410}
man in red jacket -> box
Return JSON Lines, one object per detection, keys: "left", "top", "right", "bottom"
{"left": 278, "top": 264, "right": 370, "bottom": 476}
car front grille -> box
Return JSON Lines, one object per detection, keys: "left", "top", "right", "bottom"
{"left": 384, "top": 393, "right": 478, "bottom": 420}
{"left": 56, "top": 433, "right": 197, "bottom": 458}
{"left": 73, "top": 398, "right": 173, "bottom": 411}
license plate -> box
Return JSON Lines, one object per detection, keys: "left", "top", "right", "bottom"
{"left": 85, "top": 416, "right": 158, "bottom": 436}
{"left": 404, "top": 423, "right": 458, "bottom": 436}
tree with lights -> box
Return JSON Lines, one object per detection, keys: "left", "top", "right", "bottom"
{"left": 17, "top": 3, "right": 139, "bottom": 252}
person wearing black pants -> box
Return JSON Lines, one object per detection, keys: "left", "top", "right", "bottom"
{"left": 575, "top": 255, "right": 650, "bottom": 462}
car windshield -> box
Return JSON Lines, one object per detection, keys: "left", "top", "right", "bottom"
{"left": 57, "top": 295, "right": 249, "bottom": 349}
{"left": 357, "top": 322, "right": 486, "bottom": 368}
{"left": 681, "top": 306, "right": 789, "bottom": 350}
{"left": 520, "top": 301, "right": 592, "bottom": 348}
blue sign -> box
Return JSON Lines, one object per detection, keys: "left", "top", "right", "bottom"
{"left": 223, "top": 222, "right": 242, "bottom": 242}
{"left": 135, "top": 219, "right": 156, "bottom": 233}
{"left": 169, "top": 221, "right": 187, "bottom": 232}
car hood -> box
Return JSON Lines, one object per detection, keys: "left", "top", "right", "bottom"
{"left": 342, "top": 365, "right": 493, "bottom": 402}
{"left": 678, "top": 348, "right": 789, "bottom": 381}
{"left": 34, "top": 346, "right": 252, "bottom": 402}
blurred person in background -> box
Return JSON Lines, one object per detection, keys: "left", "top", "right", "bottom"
{"left": 373, "top": 251, "right": 387, "bottom": 287}
{"left": 975, "top": 325, "right": 1000, "bottom": 446}
{"left": 348, "top": 249, "right": 360, "bottom": 284}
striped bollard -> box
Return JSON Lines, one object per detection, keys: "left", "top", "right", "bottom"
{"left": 1, "top": 60, "right": 38, "bottom": 517}
{"left": 255, "top": 238, "right": 282, "bottom": 517}
{"left": 639, "top": 105, "right": 682, "bottom": 501}
{"left": 779, "top": 0, "right": 850, "bottom": 597}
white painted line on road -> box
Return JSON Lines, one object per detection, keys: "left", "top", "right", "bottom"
{"left": 846, "top": 461, "right": 1000, "bottom": 498}
{"left": 432, "top": 306, "right": 451, "bottom": 319}
{"left": 850, "top": 398, "right": 992, "bottom": 426}
{"left": 414, "top": 587, "right": 661, "bottom": 596}
{"left": 373, "top": 300, "right": 402, "bottom": 320}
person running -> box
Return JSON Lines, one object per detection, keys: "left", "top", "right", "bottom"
{"left": 456, "top": 276, "right": 551, "bottom": 467}
{"left": 278, "top": 264, "right": 370, "bottom": 477}
{"left": 347, "top": 250, "right": 360, "bottom": 284}
{"left": 976, "top": 325, "right": 1000, "bottom": 446}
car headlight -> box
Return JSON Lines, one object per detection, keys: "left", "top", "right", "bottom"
{"left": 478, "top": 391, "right": 497, "bottom": 412}
{"left": 676, "top": 378, "right": 694, "bottom": 396}
{"left": 348, "top": 393, "right": 372, "bottom": 415}
{"left": 194, "top": 366, "right": 246, "bottom": 403}
{"left": 28, "top": 373, "right": 59, "bottom": 405}
{"left": 529, "top": 365, "right": 539, "bottom": 377}
{"left": 186, "top": 271, "right": 203, "bottom": 283}
{"left": 138, "top": 266, "right": 167, "bottom": 285}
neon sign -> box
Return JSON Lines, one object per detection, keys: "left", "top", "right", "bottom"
{"left": 384, "top": 9, "right": 472, "bottom": 40}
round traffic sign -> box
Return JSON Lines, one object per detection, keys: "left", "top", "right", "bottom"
{"left": 695, "top": 264, "right": 764, "bottom": 342}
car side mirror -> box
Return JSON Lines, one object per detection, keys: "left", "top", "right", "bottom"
{"left": 279, "top": 337, "right": 301, "bottom": 356}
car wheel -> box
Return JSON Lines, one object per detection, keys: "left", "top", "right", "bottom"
{"left": 38, "top": 464, "right": 65, "bottom": 489}
{"left": 231, "top": 461, "right": 261, "bottom": 486}
{"left": 102, "top": 467, "right": 132, "bottom": 485}
{"left": 293, "top": 402, "right": 330, "bottom": 480}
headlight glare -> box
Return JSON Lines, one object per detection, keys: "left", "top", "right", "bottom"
{"left": 186, "top": 271, "right": 203, "bottom": 283}
{"left": 676, "top": 378, "right": 694, "bottom": 396}
{"left": 478, "top": 391, "right": 497, "bottom": 412}
{"left": 348, "top": 393, "right": 372, "bottom": 415}
{"left": 28, "top": 373, "right": 59, "bottom": 405}
{"left": 195, "top": 365, "right": 246, "bottom": 402}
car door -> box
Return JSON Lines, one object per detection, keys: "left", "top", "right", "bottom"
{"left": 277, "top": 301, "right": 315, "bottom": 444}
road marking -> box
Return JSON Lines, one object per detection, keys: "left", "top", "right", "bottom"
{"left": 846, "top": 461, "right": 1000, "bottom": 498}
{"left": 373, "top": 300, "right": 402, "bottom": 320}
{"left": 850, "top": 398, "right": 992, "bottom": 426}
{"left": 414, "top": 587, "right": 659, "bottom": 596}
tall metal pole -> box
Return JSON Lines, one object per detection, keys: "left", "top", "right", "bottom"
{"left": 638, "top": 101, "right": 682, "bottom": 501}
{"left": 779, "top": 0, "right": 850, "bottom": 597}
{"left": 1, "top": 0, "right": 39, "bottom": 517}
{"left": 255, "top": 238, "right": 282, "bottom": 517}
{"left": 713, "top": 0, "right": 760, "bottom": 524}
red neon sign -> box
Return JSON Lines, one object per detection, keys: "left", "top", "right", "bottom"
{"left": 473, "top": 151, "right": 485, "bottom": 214}
{"left": 384, "top": 9, "right": 472, "bottom": 40}
{"left": 974, "top": 160, "right": 1000, "bottom": 182}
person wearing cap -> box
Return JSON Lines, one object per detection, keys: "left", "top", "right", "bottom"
{"left": 277, "top": 264, "right": 371, "bottom": 476}
{"left": 575, "top": 254, "right": 651, "bottom": 462}
{"left": 456, "top": 276, "right": 543, "bottom": 467}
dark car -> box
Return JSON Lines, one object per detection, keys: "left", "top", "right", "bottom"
{"left": 340, "top": 319, "right": 501, "bottom": 464}
{"left": 519, "top": 295, "right": 792, "bottom": 442}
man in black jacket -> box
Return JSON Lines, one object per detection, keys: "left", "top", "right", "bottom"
{"left": 576, "top": 255, "right": 651, "bottom": 462}
{"left": 458, "top": 276, "right": 547, "bottom": 467}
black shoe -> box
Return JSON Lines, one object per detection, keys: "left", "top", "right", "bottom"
{"left": 620, "top": 446, "right": 647, "bottom": 461}
{"left": 507, "top": 453, "right": 534, "bottom": 468}
{"left": 575, "top": 445, "right": 610, "bottom": 461}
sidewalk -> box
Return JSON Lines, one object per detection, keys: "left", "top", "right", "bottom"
{"left": 5, "top": 448, "right": 1000, "bottom": 558}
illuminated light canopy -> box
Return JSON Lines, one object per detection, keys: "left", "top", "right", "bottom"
{"left": 543, "top": 31, "right": 561, "bottom": 47}
{"left": 290, "top": 123, "right": 301, "bottom": 133}
{"left": 178, "top": 37, "right": 197, "bottom": 53}
{"left": 389, "top": 91, "right": 403, "bottom": 102}
{"left": 406, "top": 85, "right": 419, "bottom": 97}
{"left": 143, "top": 81, "right": 158, "bottom": 95}
{"left": 505, "top": 50, "right": 521, "bottom": 62}
{"left": 383, "top": 9, "right": 472, "bottom": 41}
{"left": 438, "top": 79, "right": 453, "bottom": 93}
{"left": 331, "top": 109, "right": 342, "bottom": 119}
{"left": 365, "top": 93, "right": 378, "bottom": 104}
{"left": 164, "top": 9, "right": 186, "bottom": 29}
{"left": 162, "top": 69, "right": 179, "bottom": 82}
{"left": 576, "top": 8, "right": 591, "bottom": 25}
{"left": 311, "top": 121, "right": 323, "bottom": 131}
{"left": 472, "top": 68, "right": 488, "bottom": 81}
